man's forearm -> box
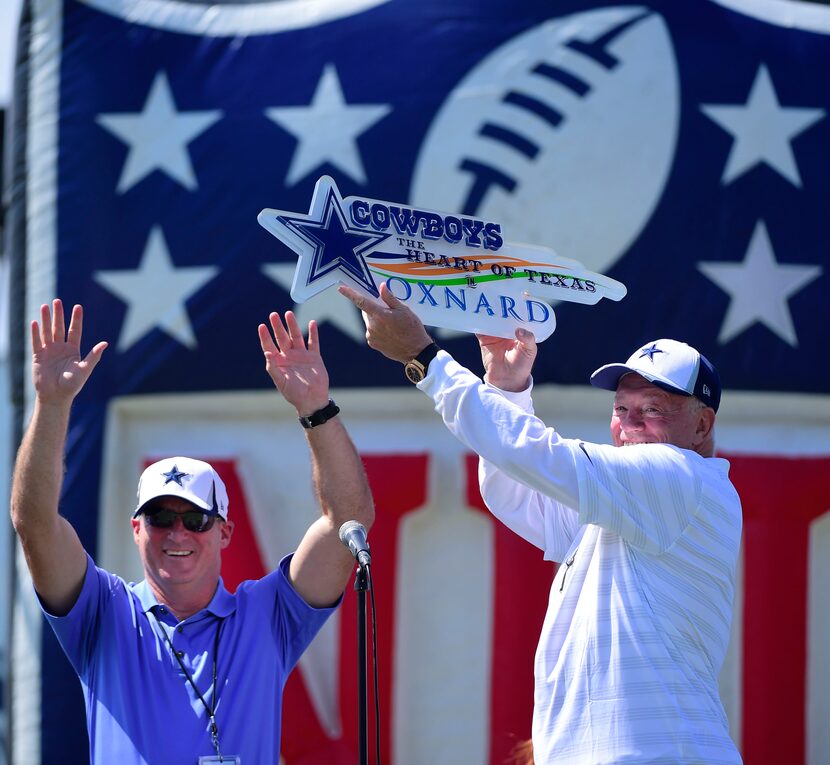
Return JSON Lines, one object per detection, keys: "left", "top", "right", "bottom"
{"left": 306, "top": 418, "right": 374, "bottom": 531}
{"left": 11, "top": 399, "right": 88, "bottom": 616}
{"left": 11, "top": 400, "right": 72, "bottom": 534}
{"left": 422, "top": 353, "right": 581, "bottom": 508}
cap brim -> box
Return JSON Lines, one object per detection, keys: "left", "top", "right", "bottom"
{"left": 589, "top": 363, "right": 631, "bottom": 391}
{"left": 590, "top": 363, "right": 691, "bottom": 397}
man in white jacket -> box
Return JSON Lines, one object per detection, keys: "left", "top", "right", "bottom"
{"left": 341, "top": 283, "right": 743, "bottom": 765}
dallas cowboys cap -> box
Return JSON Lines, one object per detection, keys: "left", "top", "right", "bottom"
{"left": 589, "top": 339, "right": 721, "bottom": 411}
{"left": 133, "top": 456, "right": 229, "bottom": 520}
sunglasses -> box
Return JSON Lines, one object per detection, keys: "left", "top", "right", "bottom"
{"left": 142, "top": 508, "right": 217, "bottom": 533}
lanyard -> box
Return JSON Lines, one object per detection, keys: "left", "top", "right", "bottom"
{"left": 152, "top": 610, "right": 225, "bottom": 761}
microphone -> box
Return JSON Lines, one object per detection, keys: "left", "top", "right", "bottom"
{"left": 339, "top": 521, "right": 371, "bottom": 568}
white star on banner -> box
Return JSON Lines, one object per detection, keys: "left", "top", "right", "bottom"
{"left": 698, "top": 220, "right": 822, "bottom": 346}
{"left": 94, "top": 227, "right": 220, "bottom": 350}
{"left": 262, "top": 263, "right": 368, "bottom": 342}
{"left": 701, "top": 64, "right": 825, "bottom": 187}
{"left": 97, "top": 72, "right": 223, "bottom": 193}
{"left": 265, "top": 64, "right": 391, "bottom": 186}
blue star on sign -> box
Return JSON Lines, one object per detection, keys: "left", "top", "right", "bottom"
{"left": 639, "top": 343, "right": 664, "bottom": 362}
{"left": 162, "top": 465, "right": 189, "bottom": 486}
{"left": 258, "top": 175, "right": 390, "bottom": 301}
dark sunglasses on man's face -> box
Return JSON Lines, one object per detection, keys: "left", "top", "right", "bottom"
{"left": 143, "top": 508, "right": 217, "bottom": 533}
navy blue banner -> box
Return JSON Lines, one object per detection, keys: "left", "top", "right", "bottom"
{"left": 47, "top": 0, "right": 827, "bottom": 398}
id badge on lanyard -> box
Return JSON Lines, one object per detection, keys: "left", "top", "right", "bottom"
{"left": 198, "top": 756, "right": 241, "bottom": 764}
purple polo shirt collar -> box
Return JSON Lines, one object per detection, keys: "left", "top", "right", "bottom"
{"left": 132, "top": 577, "right": 237, "bottom": 621}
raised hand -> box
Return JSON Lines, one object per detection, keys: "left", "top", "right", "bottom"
{"left": 258, "top": 311, "right": 330, "bottom": 415}
{"left": 338, "top": 282, "right": 433, "bottom": 362}
{"left": 477, "top": 328, "right": 537, "bottom": 393}
{"left": 31, "top": 300, "right": 108, "bottom": 405}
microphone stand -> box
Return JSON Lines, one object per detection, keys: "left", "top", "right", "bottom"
{"left": 354, "top": 563, "right": 370, "bottom": 765}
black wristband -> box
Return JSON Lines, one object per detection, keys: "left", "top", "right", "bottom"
{"left": 298, "top": 399, "right": 340, "bottom": 429}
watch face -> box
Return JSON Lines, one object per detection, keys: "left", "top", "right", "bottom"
{"left": 404, "top": 362, "right": 425, "bottom": 384}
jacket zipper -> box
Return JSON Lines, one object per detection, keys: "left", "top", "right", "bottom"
{"left": 559, "top": 549, "right": 578, "bottom": 592}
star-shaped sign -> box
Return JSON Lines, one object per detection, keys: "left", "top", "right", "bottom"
{"left": 258, "top": 175, "right": 390, "bottom": 301}
{"left": 698, "top": 220, "right": 822, "bottom": 346}
{"left": 265, "top": 64, "right": 391, "bottom": 187}
{"left": 701, "top": 64, "right": 825, "bottom": 187}
{"left": 94, "top": 226, "right": 220, "bottom": 350}
{"left": 162, "top": 465, "right": 189, "bottom": 486}
{"left": 638, "top": 343, "right": 664, "bottom": 362}
{"left": 96, "top": 71, "right": 223, "bottom": 193}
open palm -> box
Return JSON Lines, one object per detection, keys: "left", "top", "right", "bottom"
{"left": 258, "top": 311, "right": 330, "bottom": 414}
{"left": 31, "top": 300, "right": 107, "bottom": 403}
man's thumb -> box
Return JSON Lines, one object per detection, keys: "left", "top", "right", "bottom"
{"left": 379, "top": 282, "right": 401, "bottom": 309}
{"left": 516, "top": 327, "right": 537, "bottom": 354}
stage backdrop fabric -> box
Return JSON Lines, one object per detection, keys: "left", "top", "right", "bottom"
{"left": 7, "top": 0, "right": 830, "bottom": 763}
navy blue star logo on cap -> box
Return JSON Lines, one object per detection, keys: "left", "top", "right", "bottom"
{"left": 638, "top": 343, "right": 664, "bottom": 362}
{"left": 161, "top": 465, "right": 189, "bottom": 486}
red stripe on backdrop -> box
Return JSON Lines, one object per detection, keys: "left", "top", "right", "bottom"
{"left": 465, "top": 454, "right": 556, "bottom": 765}
{"left": 282, "top": 670, "right": 354, "bottom": 764}
{"left": 725, "top": 454, "right": 830, "bottom": 765}
{"left": 339, "top": 453, "right": 430, "bottom": 764}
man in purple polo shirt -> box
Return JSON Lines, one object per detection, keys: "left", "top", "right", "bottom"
{"left": 11, "top": 299, "right": 374, "bottom": 764}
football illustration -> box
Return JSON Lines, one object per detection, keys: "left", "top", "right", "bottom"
{"left": 410, "top": 6, "right": 680, "bottom": 277}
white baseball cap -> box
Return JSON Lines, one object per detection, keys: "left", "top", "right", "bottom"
{"left": 133, "top": 457, "right": 229, "bottom": 519}
{"left": 590, "top": 339, "right": 721, "bottom": 411}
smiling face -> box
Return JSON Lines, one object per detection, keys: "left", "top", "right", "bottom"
{"left": 131, "top": 495, "right": 234, "bottom": 613}
{"left": 610, "top": 373, "right": 715, "bottom": 455}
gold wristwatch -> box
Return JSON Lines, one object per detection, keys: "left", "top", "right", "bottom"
{"left": 404, "top": 343, "right": 440, "bottom": 384}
